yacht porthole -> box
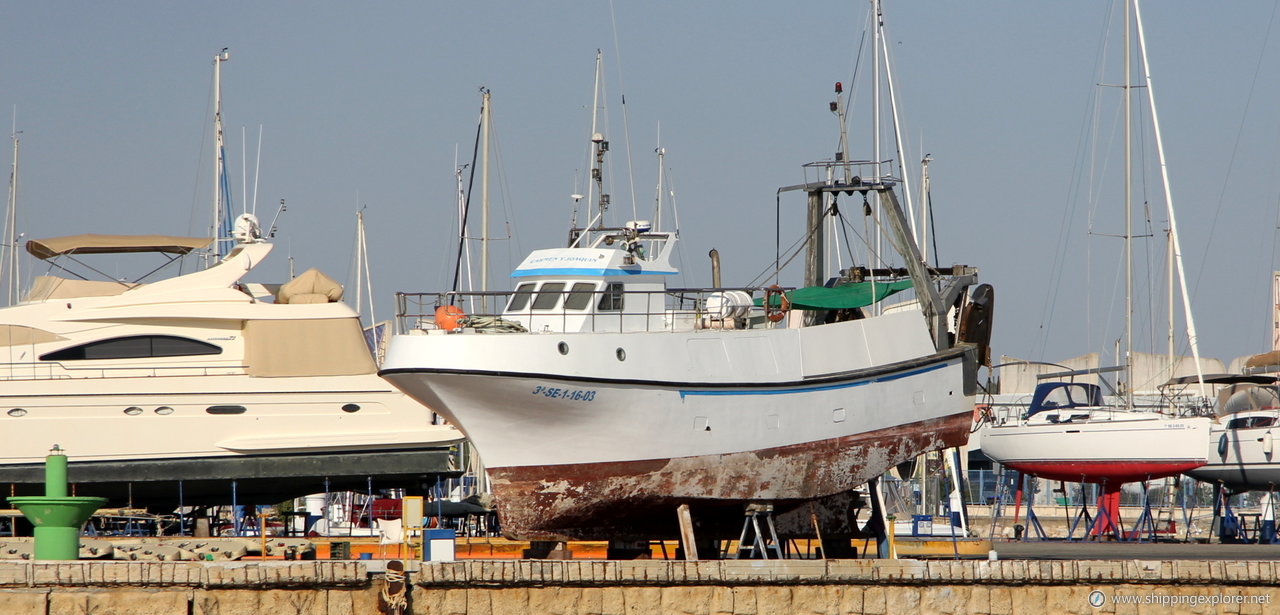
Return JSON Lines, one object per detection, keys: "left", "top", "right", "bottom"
{"left": 7, "top": 408, "right": 26, "bottom": 417}
{"left": 558, "top": 342, "right": 569, "bottom": 355}
{"left": 616, "top": 347, "right": 626, "bottom": 361}
{"left": 123, "top": 406, "right": 143, "bottom": 416}
{"left": 342, "top": 404, "right": 361, "bottom": 413}
{"left": 155, "top": 406, "right": 174, "bottom": 415}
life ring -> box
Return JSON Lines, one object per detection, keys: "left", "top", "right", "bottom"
{"left": 435, "top": 305, "right": 466, "bottom": 331}
{"left": 764, "top": 285, "right": 790, "bottom": 323}
{"left": 973, "top": 403, "right": 992, "bottom": 424}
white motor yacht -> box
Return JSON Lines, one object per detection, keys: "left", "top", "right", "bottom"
{"left": 0, "top": 215, "right": 462, "bottom": 507}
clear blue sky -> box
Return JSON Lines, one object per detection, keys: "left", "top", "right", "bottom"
{"left": 4, "top": 1, "right": 1279, "bottom": 367}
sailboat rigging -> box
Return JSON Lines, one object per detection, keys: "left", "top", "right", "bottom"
{"left": 977, "top": 0, "right": 1213, "bottom": 538}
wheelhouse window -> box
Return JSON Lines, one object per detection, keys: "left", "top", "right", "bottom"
{"left": 506, "top": 282, "right": 537, "bottom": 311}
{"left": 532, "top": 282, "right": 565, "bottom": 310}
{"left": 598, "top": 283, "right": 624, "bottom": 311}
{"left": 564, "top": 282, "right": 598, "bottom": 310}
{"left": 40, "top": 335, "right": 222, "bottom": 361}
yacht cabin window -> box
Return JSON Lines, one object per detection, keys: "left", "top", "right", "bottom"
{"left": 506, "top": 283, "right": 537, "bottom": 311}
{"left": 598, "top": 283, "right": 624, "bottom": 311}
{"left": 1227, "top": 416, "right": 1277, "bottom": 430}
{"left": 564, "top": 282, "right": 598, "bottom": 310}
{"left": 532, "top": 282, "right": 565, "bottom": 310}
{"left": 40, "top": 335, "right": 222, "bottom": 361}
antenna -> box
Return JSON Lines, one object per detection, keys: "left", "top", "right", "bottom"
{"left": 251, "top": 125, "right": 263, "bottom": 215}
{"left": 267, "top": 198, "right": 287, "bottom": 238}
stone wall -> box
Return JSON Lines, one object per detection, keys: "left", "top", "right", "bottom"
{"left": 411, "top": 560, "right": 1280, "bottom": 614}
{"left": 0, "top": 559, "right": 1276, "bottom": 614}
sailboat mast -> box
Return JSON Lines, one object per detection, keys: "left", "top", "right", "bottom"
{"left": 480, "top": 88, "right": 491, "bottom": 307}
{"left": 4, "top": 117, "right": 18, "bottom": 305}
{"left": 1134, "top": 0, "right": 1207, "bottom": 396}
{"left": 1123, "top": 0, "right": 1134, "bottom": 408}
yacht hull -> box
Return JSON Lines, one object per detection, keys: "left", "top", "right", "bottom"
{"left": 0, "top": 375, "right": 462, "bottom": 507}
{"left": 1187, "top": 412, "right": 1280, "bottom": 491}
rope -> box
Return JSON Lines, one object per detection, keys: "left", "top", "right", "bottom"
{"left": 379, "top": 563, "right": 408, "bottom": 614}
{"left": 460, "top": 315, "right": 527, "bottom": 333}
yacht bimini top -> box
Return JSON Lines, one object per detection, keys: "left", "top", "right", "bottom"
{"left": 26, "top": 235, "right": 213, "bottom": 260}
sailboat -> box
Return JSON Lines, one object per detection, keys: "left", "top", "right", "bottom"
{"left": 977, "top": 0, "right": 1212, "bottom": 536}
{"left": 382, "top": 6, "right": 992, "bottom": 542}
{"left": 0, "top": 51, "right": 462, "bottom": 508}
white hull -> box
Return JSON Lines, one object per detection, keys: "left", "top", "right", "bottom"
{"left": 979, "top": 411, "right": 1210, "bottom": 484}
{"left": 1188, "top": 410, "right": 1280, "bottom": 491}
{"left": 0, "top": 373, "right": 456, "bottom": 465}
{"left": 383, "top": 310, "right": 977, "bottom": 539}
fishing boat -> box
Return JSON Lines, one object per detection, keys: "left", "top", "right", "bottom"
{"left": 382, "top": 6, "right": 992, "bottom": 541}
{"left": 976, "top": 0, "right": 1212, "bottom": 536}
{"left": 0, "top": 214, "right": 462, "bottom": 507}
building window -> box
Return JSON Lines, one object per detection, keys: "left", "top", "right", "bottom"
{"left": 40, "top": 335, "right": 222, "bottom": 361}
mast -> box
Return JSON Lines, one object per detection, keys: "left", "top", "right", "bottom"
{"left": 920, "top": 153, "right": 932, "bottom": 263}
{"left": 212, "top": 49, "right": 232, "bottom": 261}
{"left": 653, "top": 134, "right": 665, "bottom": 231}
{"left": 569, "top": 52, "right": 610, "bottom": 248}
{"left": 1123, "top": 1, "right": 1134, "bottom": 408}
{"left": 4, "top": 115, "right": 18, "bottom": 305}
{"left": 354, "top": 209, "right": 376, "bottom": 327}
{"left": 1133, "top": 0, "right": 1206, "bottom": 397}
{"left": 879, "top": 28, "right": 917, "bottom": 242}
{"left": 480, "top": 88, "right": 491, "bottom": 309}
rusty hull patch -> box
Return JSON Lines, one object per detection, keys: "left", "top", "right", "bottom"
{"left": 488, "top": 411, "right": 970, "bottom": 541}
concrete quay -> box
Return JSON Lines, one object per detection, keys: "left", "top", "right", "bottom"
{"left": 0, "top": 558, "right": 1276, "bottom": 614}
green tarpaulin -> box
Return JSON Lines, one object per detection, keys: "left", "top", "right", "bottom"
{"left": 755, "top": 279, "right": 914, "bottom": 311}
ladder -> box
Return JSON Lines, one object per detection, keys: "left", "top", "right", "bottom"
{"left": 733, "top": 503, "right": 783, "bottom": 559}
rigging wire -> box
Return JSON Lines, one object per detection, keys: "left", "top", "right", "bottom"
{"left": 608, "top": 0, "right": 640, "bottom": 222}
{"left": 1193, "top": 1, "right": 1278, "bottom": 305}
{"left": 1033, "top": 3, "right": 1112, "bottom": 360}
{"left": 449, "top": 93, "right": 485, "bottom": 300}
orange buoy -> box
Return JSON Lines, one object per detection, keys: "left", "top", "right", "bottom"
{"left": 435, "top": 305, "right": 466, "bottom": 331}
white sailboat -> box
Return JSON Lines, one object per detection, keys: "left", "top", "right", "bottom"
{"left": 977, "top": 0, "right": 1211, "bottom": 535}
{"left": 381, "top": 5, "right": 993, "bottom": 542}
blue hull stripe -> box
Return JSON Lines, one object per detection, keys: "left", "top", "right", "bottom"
{"left": 511, "top": 267, "right": 677, "bottom": 278}
{"left": 678, "top": 361, "right": 949, "bottom": 399}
